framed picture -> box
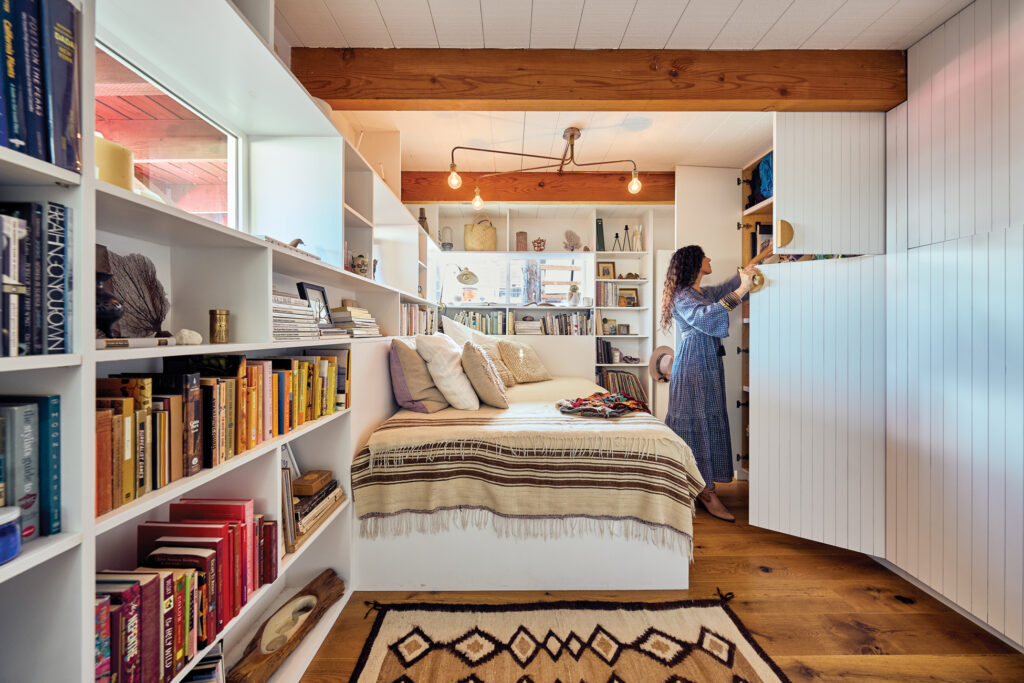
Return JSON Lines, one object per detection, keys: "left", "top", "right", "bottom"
{"left": 596, "top": 261, "right": 616, "bottom": 279}
{"left": 618, "top": 287, "right": 639, "bottom": 306}
{"left": 603, "top": 318, "right": 617, "bottom": 335}
{"left": 297, "top": 282, "right": 332, "bottom": 326}
{"left": 618, "top": 324, "right": 630, "bottom": 335}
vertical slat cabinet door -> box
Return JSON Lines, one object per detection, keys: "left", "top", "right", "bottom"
{"left": 749, "top": 257, "right": 885, "bottom": 556}
{"left": 774, "top": 113, "right": 885, "bottom": 256}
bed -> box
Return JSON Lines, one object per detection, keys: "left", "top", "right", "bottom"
{"left": 351, "top": 377, "right": 705, "bottom": 590}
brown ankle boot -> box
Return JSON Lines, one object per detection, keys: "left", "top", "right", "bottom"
{"left": 698, "top": 488, "right": 735, "bottom": 523}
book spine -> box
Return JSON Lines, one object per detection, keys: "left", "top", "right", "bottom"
{"left": 40, "top": 0, "right": 79, "bottom": 172}
{"left": 172, "top": 575, "right": 184, "bottom": 673}
{"left": 16, "top": 0, "right": 44, "bottom": 159}
{"left": 38, "top": 395, "right": 58, "bottom": 534}
{"left": 199, "top": 384, "right": 216, "bottom": 469}
{"left": 256, "top": 516, "right": 264, "bottom": 586}
{"left": 262, "top": 520, "right": 278, "bottom": 584}
{"left": 262, "top": 363, "right": 272, "bottom": 441}
{"left": 43, "top": 203, "right": 66, "bottom": 353}
{"left": 223, "top": 379, "right": 235, "bottom": 460}
{"left": 0, "top": 0, "right": 26, "bottom": 151}
{"left": 183, "top": 376, "right": 201, "bottom": 476}
{"left": 95, "top": 596, "right": 111, "bottom": 683}
{"left": 135, "top": 410, "right": 146, "bottom": 496}
{"left": 120, "top": 414, "right": 134, "bottom": 504}
{"left": 4, "top": 404, "right": 39, "bottom": 539}
{"left": 159, "top": 573, "right": 174, "bottom": 683}
{"left": 123, "top": 591, "right": 141, "bottom": 683}
{"left": 110, "top": 604, "right": 124, "bottom": 683}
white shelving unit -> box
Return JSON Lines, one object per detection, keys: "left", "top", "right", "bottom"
{"left": 0, "top": 2, "right": 431, "bottom": 681}
{"left": 408, "top": 203, "right": 662, "bottom": 404}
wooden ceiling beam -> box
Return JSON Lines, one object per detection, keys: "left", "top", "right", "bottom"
{"left": 292, "top": 48, "right": 906, "bottom": 112}
{"left": 402, "top": 171, "right": 675, "bottom": 204}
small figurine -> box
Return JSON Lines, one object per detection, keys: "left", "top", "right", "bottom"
{"left": 532, "top": 237, "right": 546, "bottom": 252}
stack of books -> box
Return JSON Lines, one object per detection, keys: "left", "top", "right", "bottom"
{"left": 400, "top": 302, "right": 437, "bottom": 335}
{"left": 0, "top": 395, "right": 62, "bottom": 547}
{"left": 0, "top": 203, "right": 72, "bottom": 356}
{"left": 271, "top": 290, "right": 320, "bottom": 341}
{"left": 280, "top": 468, "right": 345, "bottom": 553}
{"left": 451, "top": 309, "right": 505, "bottom": 334}
{"left": 94, "top": 351, "right": 351, "bottom": 517}
{"left": 597, "top": 368, "right": 649, "bottom": 405}
{"left": 512, "top": 319, "right": 542, "bottom": 335}
{"left": 512, "top": 310, "right": 592, "bottom": 335}
{"left": 95, "top": 498, "right": 279, "bottom": 683}
{"left": 328, "top": 301, "right": 381, "bottom": 337}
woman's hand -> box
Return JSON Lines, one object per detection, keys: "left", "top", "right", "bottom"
{"left": 737, "top": 269, "right": 754, "bottom": 293}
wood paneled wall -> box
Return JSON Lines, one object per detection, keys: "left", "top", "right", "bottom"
{"left": 773, "top": 113, "right": 885, "bottom": 256}
{"left": 749, "top": 256, "right": 886, "bottom": 557}
{"left": 886, "top": 0, "right": 1024, "bottom": 648}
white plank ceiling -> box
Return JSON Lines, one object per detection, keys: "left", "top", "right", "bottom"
{"left": 276, "top": 0, "right": 973, "bottom": 51}
{"left": 342, "top": 110, "right": 773, "bottom": 171}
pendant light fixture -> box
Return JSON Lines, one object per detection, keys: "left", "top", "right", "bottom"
{"left": 448, "top": 127, "right": 642, "bottom": 209}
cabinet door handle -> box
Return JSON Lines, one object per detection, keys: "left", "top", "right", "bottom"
{"left": 776, "top": 219, "right": 795, "bottom": 247}
{"left": 737, "top": 400, "right": 749, "bottom": 408}
{"left": 737, "top": 346, "right": 749, "bottom": 354}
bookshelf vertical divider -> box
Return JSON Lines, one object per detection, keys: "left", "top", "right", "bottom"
{"left": 0, "top": 1, "right": 435, "bottom": 680}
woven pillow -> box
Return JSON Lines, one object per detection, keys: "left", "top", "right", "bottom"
{"left": 497, "top": 339, "right": 552, "bottom": 384}
{"left": 388, "top": 338, "right": 449, "bottom": 413}
{"left": 442, "top": 315, "right": 517, "bottom": 387}
{"left": 415, "top": 334, "right": 480, "bottom": 410}
{"left": 461, "top": 341, "right": 508, "bottom": 409}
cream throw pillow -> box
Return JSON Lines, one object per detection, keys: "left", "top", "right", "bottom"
{"left": 414, "top": 334, "right": 480, "bottom": 410}
{"left": 442, "top": 315, "right": 517, "bottom": 387}
{"left": 497, "top": 339, "right": 552, "bottom": 384}
{"left": 461, "top": 341, "right": 509, "bottom": 409}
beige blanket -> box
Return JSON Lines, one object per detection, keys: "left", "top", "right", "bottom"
{"left": 354, "top": 377, "right": 705, "bottom": 556}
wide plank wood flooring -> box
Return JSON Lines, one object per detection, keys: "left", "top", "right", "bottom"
{"left": 302, "top": 482, "right": 1024, "bottom": 682}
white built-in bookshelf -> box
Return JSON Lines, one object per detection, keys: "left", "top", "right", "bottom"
{"left": 0, "top": 1, "right": 431, "bottom": 681}
{"left": 408, "top": 203, "right": 662, "bottom": 402}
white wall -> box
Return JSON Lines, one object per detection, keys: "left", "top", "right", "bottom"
{"left": 887, "top": 0, "right": 1024, "bottom": 648}
{"left": 674, "top": 166, "right": 744, "bottom": 475}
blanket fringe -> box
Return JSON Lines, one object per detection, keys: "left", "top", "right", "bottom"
{"left": 368, "top": 435, "right": 681, "bottom": 470}
{"left": 359, "top": 509, "right": 694, "bottom": 562}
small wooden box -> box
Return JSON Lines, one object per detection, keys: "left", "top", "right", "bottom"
{"left": 291, "top": 469, "right": 333, "bottom": 497}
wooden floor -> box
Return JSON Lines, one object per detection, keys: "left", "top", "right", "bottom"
{"left": 303, "top": 482, "right": 1024, "bottom": 681}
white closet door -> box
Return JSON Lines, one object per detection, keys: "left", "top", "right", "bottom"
{"left": 774, "top": 113, "right": 885, "bottom": 256}
{"left": 748, "top": 257, "right": 885, "bottom": 556}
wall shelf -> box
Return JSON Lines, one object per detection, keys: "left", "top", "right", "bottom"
{"left": 0, "top": 533, "right": 83, "bottom": 586}
{"left": 0, "top": 354, "right": 83, "bottom": 373}
{"left": 0, "top": 146, "right": 81, "bottom": 186}
{"left": 743, "top": 196, "right": 773, "bottom": 216}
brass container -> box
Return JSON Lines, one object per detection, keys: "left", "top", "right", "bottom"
{"left": 209, "top": 309, "right": 229, "bottom": 343}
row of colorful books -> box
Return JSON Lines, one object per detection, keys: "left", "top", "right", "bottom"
{"left": 512, "top": 310, "right": 593, "bottom": 336}
{"left": 399, "top": 302, "right": 437, "bottom": 336}
{"left": 328, "top": 303, "right": 381, "bottom": 337}
{"left": 0, "top": 202, "right": 72, "bottom": 356}
{"left": 95, "top": 351, "right": 351, "bottom": 517}
{"left": 595, "top": 281, "right": 642, "bottom": 308}
{"left": 450, "top": 310, "right": 506, "bottom": 335}
{"left": 0, "top": 0, "right": 81, "bottom": 171}
{"left": 0, "top": 394, "right": 61, "bottom": 545}
{"left": 597, "top": 368, "right": 649, "bottom": 405}
{"left": 95, "top": 498, "right": 278, "bottom": 683}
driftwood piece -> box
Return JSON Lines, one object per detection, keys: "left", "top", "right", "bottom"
{"left": 227, "top": 569, "right": 346, "bottom": 683}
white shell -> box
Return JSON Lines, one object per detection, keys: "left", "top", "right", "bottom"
{"left": 175, "top": 328, "right": 203, "bottom": 345}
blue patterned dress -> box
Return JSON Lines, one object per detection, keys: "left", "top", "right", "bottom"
{"left": 665, "top": 274, "right": 742, "bottom": 489}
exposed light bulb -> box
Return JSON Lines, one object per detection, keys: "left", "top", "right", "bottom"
{"left": 471, "top": 187, "right": 484, "bottom": 210}
{"left": 447, "top": 163, "right": 462, "bottom": 189}
{"left": 627, "top": 170, "right": 642, "bottom": 195}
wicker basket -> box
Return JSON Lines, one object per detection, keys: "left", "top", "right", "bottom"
{"left": 464, "top": 214, "right": 497, "bottom": 251}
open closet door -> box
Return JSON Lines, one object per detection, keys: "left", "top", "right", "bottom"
{"left": 748, "top": 257, "right": 885, "bottom": 556}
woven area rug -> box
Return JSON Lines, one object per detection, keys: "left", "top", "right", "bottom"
{"left": 351, "top": 599, "right": 789, "bottom": 682}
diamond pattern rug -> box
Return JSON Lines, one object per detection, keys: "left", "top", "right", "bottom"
{"left": 350, "top": 599, "right": 789, "bottom": 682}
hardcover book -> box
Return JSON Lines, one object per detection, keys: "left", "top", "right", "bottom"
{"left": 95, "top": 408, "right": 112, "bottom": 515}
{"left": 16, "top": 0, "right": 46, "bottom": 160}
{"left": 262, "top": 519, "right": 278, "bottom": 584}
{"left": 150, "top": 535, "right": 228, "bottom": 632}
{"left": 152, "top": 394, "right": 183, "bottom": 483}
{"left": 133, "top": 566, "right": 179, "bottom": 683}
{"left": 0, "top": 0, "right": 27, "bottom": 152}
{"left": 42, "top": 203, "right": 69, "bottom": 352}
{"left": 0, "top": 203, "right": 43, "bottom": 355}
{"left": 0, "top": 402, "right": 39, "bottom": 540}
{"left": 97, "top": 571, "right": 161, "bottom": 683}
{"left": 145, "top": 547, "right": 217, "bottom": 648}
{"left": 94, "top": 580, "right": 141, "bottom": 683}
{"left": 40, "top": 0, "right": 80, "bottom": 171}
{"left": 174, "top": 498, "right": 255, "bottom": 598}
{"left": 95, "top": 595, "right": 112, "bottom": 683}
{"left": 5, "top": 393, "right": 60, "bottom": 534}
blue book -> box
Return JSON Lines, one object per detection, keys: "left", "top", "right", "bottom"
{"left": 38, "top": 0, "right": 78, "bottom": 171}
{"left": 15, "top": 0, "right": 45, "bottom": 159}
{"left": 0, "top": 0, "right": 27, "bottom": 152}
{"left": 5, "top": 394, "right": 59, "bottom": 535}
{"left": 43, "top": 202, "right": 67, "bottom": 353}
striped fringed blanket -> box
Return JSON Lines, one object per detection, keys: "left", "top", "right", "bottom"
{"left": 352, "top": 377, "right": 706, "bottom": 558}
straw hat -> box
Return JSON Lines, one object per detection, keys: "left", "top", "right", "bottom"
{"left": 649, "top": 345, "right": 674, "bottom": 382}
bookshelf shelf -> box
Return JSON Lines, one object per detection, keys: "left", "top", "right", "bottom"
{"left": 94, "top": 409, "right": 351, "bottom": 536}
{"left": 596, "top": 251, "right": 647, "bottom": 257}
{"left": 344, "top": 203, "right": 373, "bottom": 230}
{"left": 0, "top": 147, "right": 81, "bottom": 186}
{"left": 597, "top": 278, "right": 648, "bottom": 284}
{"left": 743, "top": 196, "right": 773, "bottom": 216}
{"left": 597, "top": 306, "right": 649, "bottom": 311}
{"left": 0, "top": 353, "right": 83, "bottom": 373}
{"left": 0, "top": 532, "right": 83, "bottom": 586}
{"left": 280, "top": 498, "right": 350, "bottom": 574}
{"left": 598, "top": 335, "right": 650, "bottom": 339}
{"left": 95, "top": 181, "right": 266, "bottom": 250}
{"left": 93, "top": 339, "right": 359, "bottom": 362}
{"left": 596, "top": 363, "right": 646, "bottom": 368}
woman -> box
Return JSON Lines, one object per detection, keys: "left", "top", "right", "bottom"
{"left": 660, "top": 244, "right": 771, "bottom": 522}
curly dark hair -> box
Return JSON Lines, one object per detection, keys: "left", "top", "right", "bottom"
{"left": 660, "top": 245, "right": 705, "bottom": 330}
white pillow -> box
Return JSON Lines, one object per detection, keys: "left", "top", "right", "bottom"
{"left": 414, "top": 334, "right": 480, "bottom": 410}
{"left": 442, "top": 315, "right": 517, "bottom": 386}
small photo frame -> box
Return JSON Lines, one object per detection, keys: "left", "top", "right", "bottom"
{"left": 603, "top": 318, "right": 618, "bottom": 335}
{"left": 618, "top": 324, "right": 630, "bottom": 335}
{"left": 597, "top": 261, "right": 616, "bottom": 279}
{"left": 618, "top": 287, "right": 639, "bottom": 306}
{"left": 297, "top": 282, "right": 332, "bottom": 327}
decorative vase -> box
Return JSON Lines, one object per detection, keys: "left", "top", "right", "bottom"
{"left": 440, "top": 226, "right": 454, "bottom": 251}
{"left": 532, "top": 237, "right": 546, "bottom": 252}
{"left": 567, "top": 289, "right": 581, "bottom": 305}
{"left": 516, "top": 231, "right": 528, "bottom": 251}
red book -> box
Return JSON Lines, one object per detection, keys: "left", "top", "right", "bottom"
{"left": 97, "top": 572, "right": 161, "bottom": 683}
{"left": 145, "top": 547, "right": 218, "bottom": 647}
{"left": 95, "top": 581, "right": 142, "bottom": 683}
{"left": 151, "top": 536, "right": 228, "bottom": 632}
{"left": 254, "top": 513, "right": 264, "bottom": 586}
{"left": 174, "top": 499, "right": 255, "bottom": 599}
{"left": 262, "top": 520, "right": 278, "bottom": 584}
{"left": 132, "top": 567, "right": 176, "bottom": 683}
{"left": 95, "top": 596, "right": 112, "bottom": 683}
{"left": 110, "top": 604, "right": 124, "bottom": 683}
{"left": 169, "top": 573, "right": 185, "bottom": 673}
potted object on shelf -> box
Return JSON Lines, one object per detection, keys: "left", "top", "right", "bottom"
{"left": 209, "top": 309, "right": 229, "bottom": 343}
{"left": 440, "top": 226, "right": 454, "bottom": 251}
{"left": 563, "top": 230, "right": 582, "bottom": 251}
{"left": 532, "top": 237, "right": 546, "bottom": 252}
{"left": 567, "top": 284, "right": 581, "bottom": 306}
{"left": 516, "top": 231, "right": 528, "bottom": 251}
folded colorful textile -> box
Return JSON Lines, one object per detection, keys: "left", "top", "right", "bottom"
{"left": 556, "top": 391, "right": 650, "bottom": 418}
